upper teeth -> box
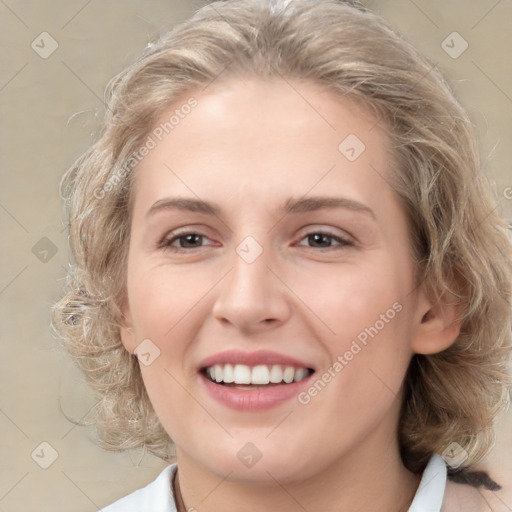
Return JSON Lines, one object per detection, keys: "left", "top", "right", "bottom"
{"left": 206, "top": 364, "right": 310, "bottom": 385}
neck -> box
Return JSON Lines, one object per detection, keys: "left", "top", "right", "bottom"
{"left": 173, "top": 431, "right": 421, "bottom": 512}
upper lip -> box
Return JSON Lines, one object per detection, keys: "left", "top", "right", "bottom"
{"left": 198, "top": 349, "right": 314, "bottom": 371}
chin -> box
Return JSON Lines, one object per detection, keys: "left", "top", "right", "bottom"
{"left": 189, "top": 436, "right": 318, "bottom": 485}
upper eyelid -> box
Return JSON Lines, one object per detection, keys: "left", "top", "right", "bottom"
{"left": 160, "top": 230, "right": 216, "bottom": 248}
{"left": 296, "top": 225, "right": 353, "bottom": 240}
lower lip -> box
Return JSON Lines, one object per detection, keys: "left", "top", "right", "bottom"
{"left": 199, "top": 372, "right": 313, "bottom": 411}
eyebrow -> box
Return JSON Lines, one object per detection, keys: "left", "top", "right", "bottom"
{"left": 146, "top": 196, "right": 376, "bottom": 220}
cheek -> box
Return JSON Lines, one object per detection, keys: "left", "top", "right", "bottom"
{"left": 123, "top": 264, "right": 203, "bottom": 406}
{"left": 295, "top": 256, "right": 414, "bottom": 402}
{"left": 124, "top": 259, "right": 226, "bottom": 403}
{"left": 126, "top": 261, "right": 217, "bottom": 340}
{"left": 289, "top": 256, "right": 413, "bottom": 349}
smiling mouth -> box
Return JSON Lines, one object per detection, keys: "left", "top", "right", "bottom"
{"left": 201, "top": 363, "right": 315, "bottom": 388}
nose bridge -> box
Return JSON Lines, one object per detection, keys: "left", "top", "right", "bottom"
{"left": 226, "top": 235, "right": 276, "bottom": 306}
{"left": 212, "top": 234, "right": 290, "bottom": 330}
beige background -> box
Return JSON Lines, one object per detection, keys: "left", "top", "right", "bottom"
{"left": 0, "top": 1, "right": 511, "bottom": 511}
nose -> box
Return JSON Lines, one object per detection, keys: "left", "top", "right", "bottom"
{"left": 212, "top": 242, "right": 292, "bottom": 333}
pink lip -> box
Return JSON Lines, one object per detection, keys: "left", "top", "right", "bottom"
{"left": 198, "top": 349, "right": 313, "bottom": 371}
{"left": 199, "top": 372, "right": 314, "bottom": 411}
{"left": 197, "top": 349, "right": 315, "bottom": 412}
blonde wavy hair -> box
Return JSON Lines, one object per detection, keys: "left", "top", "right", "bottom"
{"left": 52, "top": 0, "right": 512, "bottom": 489}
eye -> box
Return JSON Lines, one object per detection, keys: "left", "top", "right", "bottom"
{"left": 297, "top": 230, "right": 353, "bottom": 250}
{"left": 159, "top": 231, "right": 216, "bottom": 252}
{"left": 158, "top": 229, "right": 353, "bottom": 253}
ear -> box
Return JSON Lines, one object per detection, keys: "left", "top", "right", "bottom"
{"left": 411, "top": 288, "right": 462, "bottom": 355}
{"left": 119, "top": 302, "right": 137, "bottom": 355}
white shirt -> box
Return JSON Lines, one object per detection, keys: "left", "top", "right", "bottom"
{"left": 101, "top": 454, "right": 472, "bottom": 512}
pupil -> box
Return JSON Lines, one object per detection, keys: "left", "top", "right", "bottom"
{"left": 183, "top": 234, "right": 202, "bottom": 247}
{"left": 310, "top": 233, "right": 330, "bottom": 247}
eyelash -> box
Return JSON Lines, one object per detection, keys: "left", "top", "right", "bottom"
{"left": 158, "top": 229, "right": 354, "bottom": 253}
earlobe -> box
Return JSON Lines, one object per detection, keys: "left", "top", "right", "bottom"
{"left": 411, "top": 290, "right": 462, "bottom": 355}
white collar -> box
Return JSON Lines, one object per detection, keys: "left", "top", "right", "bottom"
{"left": 408, "top": 454, "right": 447, "bottom": 512}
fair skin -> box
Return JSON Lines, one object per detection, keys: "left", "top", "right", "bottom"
{"left": 120, "top": 77, "right": 460, "bottom": 512}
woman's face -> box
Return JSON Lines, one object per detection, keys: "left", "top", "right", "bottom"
{"left": 120, "top": 78, "right": 435, "bottom": 483}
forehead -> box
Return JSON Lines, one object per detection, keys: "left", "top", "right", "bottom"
{"left": 132, "top": 77, "right": 396, "bottom": 217}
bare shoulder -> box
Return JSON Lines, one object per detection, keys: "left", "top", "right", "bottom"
{"left": 442, "top": 480, "right": 496, "bottom": 512}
